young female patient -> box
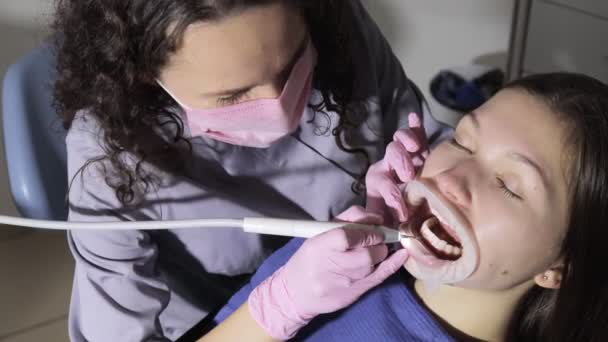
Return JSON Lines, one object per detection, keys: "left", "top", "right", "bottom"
{"left": 201, "top": 73, "right": 608, "bottom": 341}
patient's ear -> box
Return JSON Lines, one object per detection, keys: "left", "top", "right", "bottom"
{"left": 534, "top": 263, "right": 563, "bottom": 289}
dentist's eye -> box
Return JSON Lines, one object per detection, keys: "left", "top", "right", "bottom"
{"left": 496, "top": 177, "right": 522, "bottom": 200}
{"left": 217, "top": 91, "right": 249, "bottom": 106}
{"left": 449, "top": 138, "right": 472, "bottom": 154}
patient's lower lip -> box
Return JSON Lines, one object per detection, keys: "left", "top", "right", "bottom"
{"left": 405, "top": 214, "right": 463, "bottom": 260}
{"left": 410, "top": 253, "right": 443, "bottom": 267}
{"left": 407, "top": 242, "right": 451, "bottom": 267}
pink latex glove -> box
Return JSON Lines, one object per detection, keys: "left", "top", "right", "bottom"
{"left": 248, "top": 206, "right": 410, "bottom": 340}
{"left": 365, "top": 112, "right": 429, "bottom": 225}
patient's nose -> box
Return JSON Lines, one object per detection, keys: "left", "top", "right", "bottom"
{"left": 434, "top": 166, "right": 472, "bottom": 209}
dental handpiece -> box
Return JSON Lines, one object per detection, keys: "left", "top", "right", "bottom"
{"left": 0, "top": 215, "right": 414, "bottom": 244}
{"left": 242, "top": 218, "right": 414, "bottom": 243}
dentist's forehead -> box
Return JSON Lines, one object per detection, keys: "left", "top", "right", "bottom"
{"left": 159, "top": 3, "right": 307, "bottom": 101}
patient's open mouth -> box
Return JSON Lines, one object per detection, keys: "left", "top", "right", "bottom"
{"left": 400, "top": 180, "right": 479, "bottom": 283}
{"left": 406, "top": 200, "right": 463, "bottom": 261}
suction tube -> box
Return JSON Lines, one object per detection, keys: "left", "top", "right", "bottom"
{"left": 0, "top": 216, "right": 404, "bottom": 243}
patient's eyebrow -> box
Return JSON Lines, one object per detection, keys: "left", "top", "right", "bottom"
{"left": 459, "top": 111, "right": 481, "bottom": 133}
{"left": 463, "top": 111, "right": 550, "bottom": 191}
{"left": 508, "top": 152, "right": 549, "bottom": 189}
{"left": 469, "top": 111, "right": 481, "bottom": 131}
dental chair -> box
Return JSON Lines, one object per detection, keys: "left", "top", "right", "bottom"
{"left": 1, "top": 41, "right": 68, "bottom": 220}
{"left": 2, "top": 44, "right": 228, "bottom": 340}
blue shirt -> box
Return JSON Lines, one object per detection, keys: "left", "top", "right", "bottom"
{"left": 215, "top": 239, "right": 455, "bottom": 341}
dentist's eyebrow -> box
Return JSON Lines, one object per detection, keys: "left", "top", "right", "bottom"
{"left": 209, "top": 85, "right": 255, "bottom": 97}
{"left": 208, "top": 36, "right": 309, "bottom": 98}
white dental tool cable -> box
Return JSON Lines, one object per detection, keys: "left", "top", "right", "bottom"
{"left": 0, "top": 215, "right": 410, "bottom": 244}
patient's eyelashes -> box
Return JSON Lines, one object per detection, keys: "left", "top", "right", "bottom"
{"left": 496, "top": 177, "right": 522, "bottom": 200}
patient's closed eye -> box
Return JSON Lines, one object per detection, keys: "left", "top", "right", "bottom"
{"left": 449, "top": 137, "right": 524, "bottom": 201}
{"left": 496, "top": 177, "right": 522, "bottom": 200}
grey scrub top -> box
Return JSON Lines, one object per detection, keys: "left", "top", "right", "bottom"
{"left": 65, "top": 2, "right": 452, "bottom": 341}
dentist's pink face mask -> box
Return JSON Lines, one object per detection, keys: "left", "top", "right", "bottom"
{"left": 159, "top": 40, "right": 317, "bottom": 148}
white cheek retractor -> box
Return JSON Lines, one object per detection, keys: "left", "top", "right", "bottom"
{"left": 401, "top": 180, "right": 480, "bottom": 285}
{"left": 0, "top": 215, "right": 416, "bottom": 244}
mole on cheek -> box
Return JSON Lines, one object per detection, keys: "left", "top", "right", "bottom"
{"left": 501, "top": 270, "right": 509, "bottom": 276}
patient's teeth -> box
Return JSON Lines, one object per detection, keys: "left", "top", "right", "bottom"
{"left": 421, "top": 227, "right": 430, "bottom": 239}
{"left": 422, "top": 218, "right": 437, "bottom": 232}
{"left": 420, "top": 217, "right": 464, "bottom": 258}
{"left": 437, "top": 240, "right": 447, "bottom": 250}
{"left": 444, "top": 245, "right": 454, "bottom": 255}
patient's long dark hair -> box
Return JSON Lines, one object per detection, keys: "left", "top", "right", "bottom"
{"left": 53, "top": 0, "right": 369, "bottom": 205}
{"left": 504, "top": 73, "right": 608, "bottom": 341}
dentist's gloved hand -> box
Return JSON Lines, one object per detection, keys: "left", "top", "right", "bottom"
{"left": 366, "top": 112, "right": 429, "bottom": 225}
{"left": 247, "top": 206, "right": 409, "bottom": 340}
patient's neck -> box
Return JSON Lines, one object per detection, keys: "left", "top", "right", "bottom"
{"left": 413, "top": 279, "right": 534, "bottom": 342}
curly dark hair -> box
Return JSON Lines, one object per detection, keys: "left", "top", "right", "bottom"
{"left": 53, "top": 0, "right": 369, "bottom": 206}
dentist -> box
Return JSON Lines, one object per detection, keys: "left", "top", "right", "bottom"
{"left": 53, "top": 0, "right": 448, "bottom": 340}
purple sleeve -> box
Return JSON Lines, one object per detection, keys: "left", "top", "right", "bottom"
{"left": 66, "top": 114, "right": 170, "bottom": 342}
{"left": 214, "top": 238, "right": 304, "bottom": 323}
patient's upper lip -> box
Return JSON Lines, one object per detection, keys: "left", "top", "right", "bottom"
{"left": 429, "top": 205, "right": 462, "bottom": 243}
{"left": 408, "top": 179, "right": 472, "bottom": 238}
